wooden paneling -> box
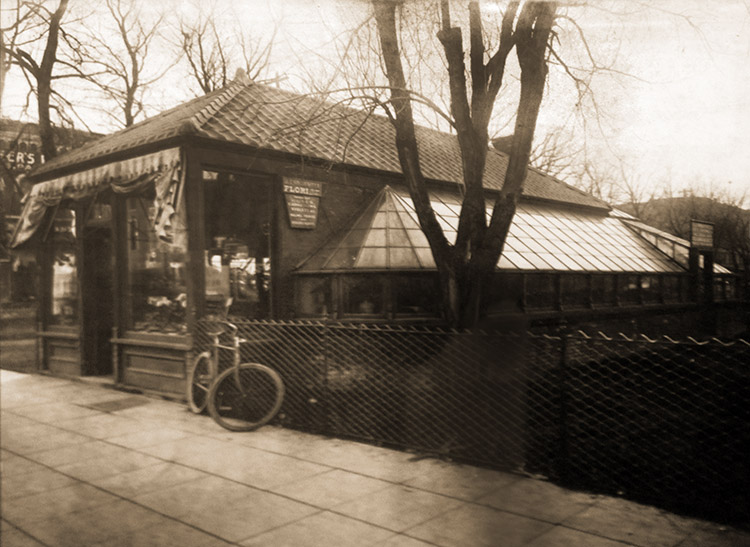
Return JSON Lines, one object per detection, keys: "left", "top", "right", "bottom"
{"left": 44, "top": 335, "right": 81, "bottom": 377}
{"left": 116, "top": 337, "right": 190, "bottom": 398}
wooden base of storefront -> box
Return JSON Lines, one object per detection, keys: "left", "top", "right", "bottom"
{"left": 112, "top": 333, "right": 192, "bottom": 400}
{"left": 40, "top": 329, "right": 82, "bottom": 377}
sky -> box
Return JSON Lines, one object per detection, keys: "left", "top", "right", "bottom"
{"left": 2, "top": 0, "right": 750, "bottom": 204}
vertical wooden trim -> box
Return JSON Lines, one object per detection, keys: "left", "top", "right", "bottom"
{"left": 74, "top": 202, "right": 85, "bottom": 374}
{"left": 110, "top": 192, "right": 128, "bottom": 384}
{"left": 184, "top": 146, "right": 205, "bottom": 333}
{"left": 269, "top": 175, "right": 281, "bottom": 319}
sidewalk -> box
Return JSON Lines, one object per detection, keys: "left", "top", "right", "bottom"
{"left": 1, "top": 370, "right": 748, "bottom": 547}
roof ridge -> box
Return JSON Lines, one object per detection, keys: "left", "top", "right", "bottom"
{"left": 187, "top": 82, "right": 248, "bottom": 134}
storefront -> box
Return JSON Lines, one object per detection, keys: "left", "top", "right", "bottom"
{"left": 11, "top": 81, "right": 739, "bottom": 397}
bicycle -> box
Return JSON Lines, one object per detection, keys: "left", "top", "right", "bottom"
{"left": 186, "top": 318, "right": 285, "bottom": 432}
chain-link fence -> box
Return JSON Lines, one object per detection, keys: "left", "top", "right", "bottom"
{"left": 195, "top": 320, "right": 750, "bottom": 523}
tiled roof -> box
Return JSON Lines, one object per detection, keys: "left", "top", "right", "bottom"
{"left": 33, "top": 82, "right": 609, "bottom": 211}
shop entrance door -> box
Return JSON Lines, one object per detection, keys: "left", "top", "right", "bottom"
{"left": 81, "top": 224, "right": 114, "bottom": 375}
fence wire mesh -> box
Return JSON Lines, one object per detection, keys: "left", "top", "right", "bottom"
{"left": 195, "top": 320, "right": 750, "bottom": 523}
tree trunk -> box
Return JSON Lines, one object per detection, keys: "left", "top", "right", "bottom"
{"left": 37, "top": 0, "right": 69, "bottom": 160}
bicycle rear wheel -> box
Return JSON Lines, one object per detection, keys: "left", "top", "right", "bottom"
{"left": 186, "top": 352, "right": 214, "bottom": 414}
{"left": 207, "top": 363, "right": 285, "bottom": 431}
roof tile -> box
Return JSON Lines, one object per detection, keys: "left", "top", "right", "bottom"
{"left": 33, "top": 82, "right": 608, "bottom": 210}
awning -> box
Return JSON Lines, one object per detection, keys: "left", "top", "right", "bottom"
{"left": 10, "top": 147, "right": 181, "bottom": 248}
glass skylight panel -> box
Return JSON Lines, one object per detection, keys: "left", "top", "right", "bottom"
{"left": 387, "top": 227, "right": 410, "bottom": 247}
{"left": 364, "top": 229, "right": 386, "bottom": 247}
{"left": 538, "top": 253, "right": 568, "bottom": 270}
{"left": 405, "top": 228, "right": 429, "bottom": 248}
{"left": 389, "top": 247, "right": 420, "bottom": 268}
{"left": 357, "top": 247, "right": 387, "bottom": 268}
{"left": 520, "top": 252, "right": 554, "bottom": 270}
{"left": 502, "top": 251, "right": 536, "bottom": 270}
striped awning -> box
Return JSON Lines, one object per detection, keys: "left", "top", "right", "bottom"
{"left": 10, "top": 147, "right": 181, "bottom": 248}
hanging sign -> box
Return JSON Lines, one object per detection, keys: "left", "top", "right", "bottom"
{"left": 690, "top": 219, "right": 714, "bottom": 251}
{"left": 283, "top": 178, "right": 322, "bottom": 229}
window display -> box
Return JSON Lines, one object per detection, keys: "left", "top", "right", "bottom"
{"left": 50, "top": 209, "right": 78, "bottom": 326}
{"left": 126, "top": 192, "right": 187, "bottom": 334}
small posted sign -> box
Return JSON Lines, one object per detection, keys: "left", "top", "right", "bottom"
{"left": 690, "top": 219, "right": 714, "bottom": 250}
{"left": 283, "top": 178, "right": 322, "bottom": 229}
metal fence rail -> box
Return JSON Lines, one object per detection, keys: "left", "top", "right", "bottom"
{"left": 196, "top": 320, "right": 750, "bottom": 523}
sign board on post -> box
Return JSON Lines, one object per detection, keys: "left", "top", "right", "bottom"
{"left": 283, "top": 178, "right": 322, "bottom": 229}
{"left": 690, "top": 219, "right": 714, "bottom": 251}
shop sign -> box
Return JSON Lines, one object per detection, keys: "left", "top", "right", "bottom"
{"left": 690, "top": 219, "right": 714, "bottom": 250}
{"left": 283, "top": 178, "right": 322, "bottom": 229}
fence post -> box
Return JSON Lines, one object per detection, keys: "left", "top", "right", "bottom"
{"left": 322, "top": 322, "right": 330, "bottom": 432}
{"left": 558, "top": 330, "right": 571, "bottom": 484}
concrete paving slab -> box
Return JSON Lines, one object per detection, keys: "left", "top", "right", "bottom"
{"left": 1, "top": 465, "right": 78, "bottom": 499}
{"left": 89, "top": 461, "right": 209, "bottom": 498}
{"left": 333, "top": 484, "right": 462, "bottom": 532}
{"left": 563, "top": 496, "right": 700, "bottom": 547}
{"left": 178, "top": 489, "right": 318, "bottom": 543}
{"left": 403, "top": 459, "right": 520, "bottom": 501}
{"left": 105, "top": 425, "right": 194, "bottom": 449}
{"left": 0, "top": 423, "right": 92, "bottom": 454}
{"left": 90, "top": 518, "right": 235, "bottom": 547}
{"left": 374, "top": 534, "right": 436, "bottom": 546}
{"left": 1, "top": 482, "right": 120, "bottom": 528}
{"left": 1, "top": 520, "right": 46, "bottom": 547}
{"left": 240, "top": 510, "right": 394, "bottom": 546}
{"left": 270, "top": 468, "right": 393, "bottom": 509}
{"left": 524, "top": 525, "right": 628, "bottom": 546}
{"left": 53, "top": 412, "right": 152, "bottom": 439}
{"left": 406, "top": 503, "right": 554, "bottom": 547}
{"left": 478, "top": 475, "right": 598, "bottom": 523}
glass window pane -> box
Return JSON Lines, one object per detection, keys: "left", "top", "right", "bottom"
{"left": 619, "top": 274, "right": 640, "bottom": 305}
{"left": 561, "top": 274, "right": 589, "bottom": 309}
{"left": 297, "top": 276, "right": 332, "bottom": 317}
{"left": 394, "top": 275, "right": 440, "bottom": 316}
{"left": 487, "top": 273, "right": 523, "bottom": 314}
{"left": 127, "top": 193, "right": 187, "bottom": 334}
{"left": 526, "top": 273, "right": 557, "bottom": 309}
{"left": 342, "top": 276, "right": 384, "bottom": 315}
{"left": 591, "top": 275, "right": 616, "bottom": 307}
{"left": 50, "top": 208, "right": 78, "bottom": 326}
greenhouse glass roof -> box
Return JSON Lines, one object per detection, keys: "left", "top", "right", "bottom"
{"left": 297, "top": 186, "right": 685, "bottom": 274}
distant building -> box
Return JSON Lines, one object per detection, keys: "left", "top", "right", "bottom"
{"left": 0, "top": 119, "right": 99, "bottom": 302}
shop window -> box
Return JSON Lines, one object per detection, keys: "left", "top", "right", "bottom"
{"left": 342, "top": 275, "right": 385, "bottom": 316}
{"left": 525, "top": 273, "right": 557, "bottom": 310}
{"left": 393, "top": 275, "right": 439, "bottom": 317}
{"left": 204, "top": 173, "right": 272, "bottom": 319}
{"left": 297, "top": 276, "right": 332, "bottom": 317}
{"left": 561, "top": 274, "right": 590, "bottom": 309}
{"left": 50, "top": 208, "right": 78, "bottom": 326}
{"left": 126, "top": 192, "right": 187, "bottom": 334}
{"left": 591, "top": 274, "right": 616, "bottom": 307}
{"left": 487, "top": 273, "right": 523, "bottom": 314}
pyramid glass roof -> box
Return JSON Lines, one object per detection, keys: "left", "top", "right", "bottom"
{"left": 297, "top": 186, "right": 685, "bottom": 274}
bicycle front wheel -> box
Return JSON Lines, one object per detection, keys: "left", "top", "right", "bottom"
{"left": 207, "top": 363, "right": 285, "bottom": 431}
{"left": 186, "top": 352, "right": 215, "bottom": 414}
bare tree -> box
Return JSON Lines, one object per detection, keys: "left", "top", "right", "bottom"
{"left": 79, "top": 0, "right": 168, "bottom": 127}
{"left": 371, "top": 0, "right": 556, "bottom": 327}
{"left": 2, "top": 0, "right": 70, "bottom": 159}
{"left": 178, "top": 14, "right": 275, "bottom": 95}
